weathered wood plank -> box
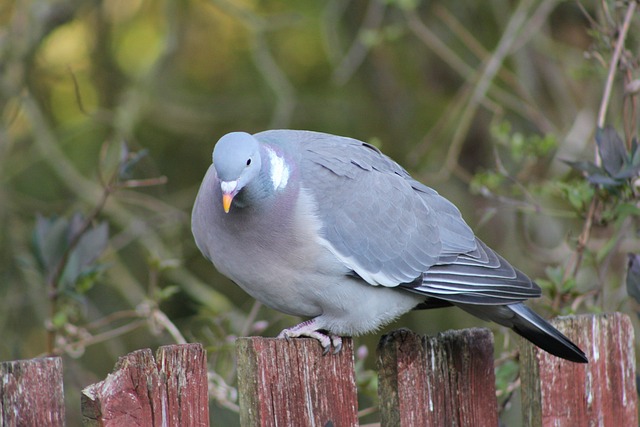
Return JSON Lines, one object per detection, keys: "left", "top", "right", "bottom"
{"left": 520, "top": 313, "right": 637, "bottom": 427}
{"left": 157, "top": 344, "right": 209, "bottom": 427}
{"left": 377, "top": 328, "right": 498, "bottom": 427}
{"left": 236, "top": 337, "right": 358, "bottom": 427}
{"left": 0, "top": 357, "right": 65, "bottom": 427}
{"left": 81, "top": 343, "right": 208, "bottom": 426}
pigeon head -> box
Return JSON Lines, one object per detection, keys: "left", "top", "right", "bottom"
{"left": 213, "top": 132, "right": 263, "bottom": 213}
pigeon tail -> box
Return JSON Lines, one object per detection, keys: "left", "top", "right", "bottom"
{"left": 455, "top": 302, "right": 588, "bottom": 363}
{"left": 507, "top": 303, "right": 588, "bottom": 363}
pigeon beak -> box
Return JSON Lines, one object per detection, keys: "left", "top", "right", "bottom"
{"left": 222, "top": 193, "right": 234, "bottom": 213}
{"left": 220, "top": 180, "right": 238, "bottom": 213}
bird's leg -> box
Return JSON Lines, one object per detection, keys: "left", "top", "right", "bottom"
{"left": 277, "top": 319, "right": 343, "bottom": 354}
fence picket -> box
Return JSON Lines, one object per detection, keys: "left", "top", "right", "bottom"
{"left": 81, "top": 343, "right": 208, "bottom": 426}
{"left": 377, "top": 327, "right": 499, "bottom": 427}
{"left": 0, "top": 357, "right": 65, "bottom": 427}
{"left": 520, "top": 313, "right": 637, "bottom": 426}
{"left": 236, "top": 336, "right": 359, "bottom": 427}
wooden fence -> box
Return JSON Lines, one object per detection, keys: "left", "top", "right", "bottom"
{"left": 0, "top": 312, "right": 636, "bottom": 426}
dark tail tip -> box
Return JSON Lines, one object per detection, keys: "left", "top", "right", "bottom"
{"left": 510, "top": 304, "right": 588, "bottom": 363}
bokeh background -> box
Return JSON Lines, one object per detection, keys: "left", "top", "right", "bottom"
{"left": 2, "top": 0, "right": 639, "bottom": 425}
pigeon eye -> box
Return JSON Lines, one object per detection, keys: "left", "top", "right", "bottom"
{"left": 246, "top": 158, "right": 252, "bottom": 166}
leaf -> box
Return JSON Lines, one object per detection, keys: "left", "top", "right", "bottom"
{"left": 60, "top": 222, "right": 109, "bottom": 289}
{"left": 626, "top": 253, "right": 640, "bottom": 304}
{"left": 495, "top": 359, "right": 519, "bottom": 393}
{"left": 32, "top": 215, "right": 69, "bottom": 274}
{"left": 544, "top": 265, "right": 565, "bottom": 287}
{"left": 119, "top": 144, "right": 149, "bottom": 180}
{"left": 156, "top": 285, "right": 180, "bottom": 301}
{"left": 561, "top": 277, "right": 577, "bottom": 293}
{"left": 556, "top": 181, "right": 594, "bottom": 210}
{"left": 596, "top": 126, "right": 627, "bottom": 176}
{"left": 52, "top": 311, "right": 68, "bottom": 329}
{"left": 613, "top": 163, "right": 640, "bottom": 180}
{"left": 613, "top": 203, "right": 640, "bottom": 219}
{"left": 562, "top": 159, "right": 602, "bottom": 175}
{"left": 74, "top": 222, "right": 109, "bottom": 268}
{"left": 587, "top": 174, "right": 621, "bottom": 186}
{"left": 74, "top": 264, "right": 108, "bottom": 294}
{"left": 631, "top": 138, "right": 640, "bottom": 168}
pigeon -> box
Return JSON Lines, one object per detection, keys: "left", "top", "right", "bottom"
{"left": 192, "top": 130, "right": 588, "bottom": 363}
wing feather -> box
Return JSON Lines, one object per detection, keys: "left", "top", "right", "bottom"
{"left": 254, "top": 130, "right": 540, "bottom": 304}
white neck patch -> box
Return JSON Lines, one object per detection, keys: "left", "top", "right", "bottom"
{"left": 264, "top": 146, "right": 290, "bottom": 190}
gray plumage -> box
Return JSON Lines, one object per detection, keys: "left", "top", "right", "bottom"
{"left": 192, "top": 130, "right": 587, "bottom": 363}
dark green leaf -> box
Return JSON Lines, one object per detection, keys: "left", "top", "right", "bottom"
{"left": 61, "top": 222, "right": 109, "bottom": 288}
{"left": 614, "top": 203, "right": 640, "bottom": 218}
{"left": 74, "top": 265, "right": 108, "bottom": 294}
{"left": 562, "top": 160, "right": 602, "bottom": 175}
{"left": 613, "top": 163, "right": 640, "bottom": 180}
{"left": 32, "top": 215, "right": 69, "bottom": 274}
{"left": 596, "top": 126, "right": 627, "bottom": 176}
{"left": 631, "top": 139, "right": 640, "bottom": 168}
{"left": 587, "top": 174, "right": 622, "bottom": 186}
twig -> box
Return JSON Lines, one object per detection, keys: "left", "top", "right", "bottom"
{"left": 240, "top": 300, "right": 263, "bottom": 338}
{"left": 596, "top": 1, "right": 636, "bottom": 133}
{"left": 563, "top": 0, "right": 637, "bottom": 289}
{"left": 211, "top": 0, "right": 296, "bottom": 128}
{"left": 84, "top": 309, "right": 140, "bottom": 331}
{"left": 117, "top": 176, "right": 168, "bottom": 188}
{"left": 151, "top": 308, "right": 187, "bottom": 344}
{"left": 332, "top": 0, "right": 387, "bottom": 85}
{"left": 405, "top": 2, "right": 558, "bottom": 169}
{"left": 46, "top": 184, "right": 113, "bottom": 354}
{"left": 321, "top": 0, "right": 350, "bottom": 64}
{"left": 434, "top": 0, "right": 535, "bottom": 180}
{"left": 68, "top": 66, "right": 89, "bottom": 116}
{"left": 54, "top": 319, "right": 147, "bottom": 356}
{"left": 357, "top": 405, "right": 379, "bottom": 419}
{"left": 571, "top": 197, "right": 598, "bottom": 278}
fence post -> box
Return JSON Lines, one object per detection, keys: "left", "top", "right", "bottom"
{"left": 0, "top": 357, "right": 65, "bottom": 427}
{"left": 81, "top": 343, "right": 208, "bottom": 426}
{"left": 520, "top": 313, "right": 637, "bottom": 426}
{"left": 377, "top": 328, "right": 499, "bottom": 427}
{"left": 236, "top": 337, "right": 359, "bottom": 427}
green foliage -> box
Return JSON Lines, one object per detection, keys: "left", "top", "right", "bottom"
{"left": 494, "top": 358, "right": 519, "bottom": 401}
{"left": 565, "top": 127, "right": 640, "bottom": 190}
{"left": 32, "top": 213, "right": 108, "bottom": 294}
{"left": 537, "top": 266, "right": 578, "bottom": 305}
{"left": 491, "top": 121, "right": 558, "bottom": 163}
{"left": 554, "top": 180, "right": 595, "bottom": 212}
{"left": 470, "top": 170, "right": 506, "bottom": 195}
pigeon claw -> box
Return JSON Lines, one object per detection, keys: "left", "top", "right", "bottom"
{"left": 330, "top": 335, "right": 343, "bottom": 354}
{"left": 277, "top": 321, "right": 343, "bottom": 355}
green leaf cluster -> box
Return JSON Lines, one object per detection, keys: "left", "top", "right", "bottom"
{"left": 565, "top": 127, "right": 640, "bottom": 190}
{"left": 491, "top": 121, "right": 558, "bottom": 163}
{"left": 32, "top": 213, "right": 109, "bottom": 295}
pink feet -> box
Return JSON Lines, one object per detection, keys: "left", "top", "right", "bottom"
{"left": 277, "top": 319, "right": 343, "bottom": 354}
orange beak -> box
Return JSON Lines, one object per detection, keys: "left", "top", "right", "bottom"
{"left": 222, "top": 193, "right": 233, "bottom": 213}
{"left": 220, "top": 180, "right": 238, "bottom": 213}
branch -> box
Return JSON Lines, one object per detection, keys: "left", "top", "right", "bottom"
{"left": 596, "top": 1, "right": 636, "bottom": 133}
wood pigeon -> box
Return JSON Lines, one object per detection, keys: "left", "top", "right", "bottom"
{"left": 192, "top": 130, "right": 587, "bottom": 363}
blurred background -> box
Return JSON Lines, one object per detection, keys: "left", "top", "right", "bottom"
{"left": 2, "top": 0, "right": 639, "bottom": 425}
